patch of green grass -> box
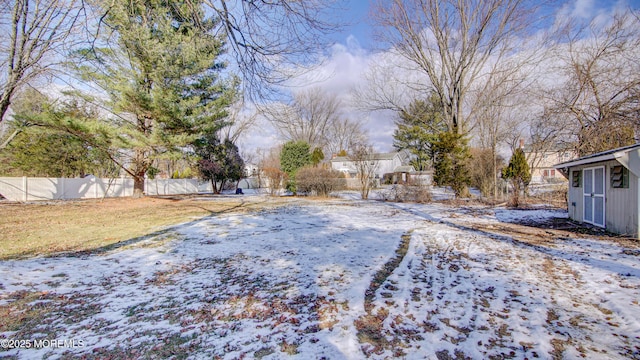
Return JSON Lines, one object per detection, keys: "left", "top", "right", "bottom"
{"left": 0, "top": 290, "right": 56, "bottom": 333}
{"left": 0, "top": 196, "right": 281, "bottom": 259}
{"left": 0, "top": 289, "right": 105, "bottom": 337}
{"left": 254, "top": 346, "right": 275, "bottom": 359}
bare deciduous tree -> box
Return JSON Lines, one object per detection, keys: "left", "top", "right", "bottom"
{"left": 0, "top": 0, "right": 83, "bottom": 124}
{"left": 551, "top": 12, "right": 640, "bottom": 155}
{"left": 349, "top": 141, "right": 379, "bottom": 200}
{"left": 371, "top": 0, "right": 545, "bottom": 134}
{"left": 353, "top": 54, "right": 417, "bottom": 113}
{"left": 471, "top": 61, "right": 536, "bottom": 196}
{"left": 523, "top": 106, "right": 573, "bottom": 176}
{"left": 217, "top": 102, "right": 258, "bottom": 144}
{"left": 267, "top": 87, "right": 341, "bottom": 149}
{"left": 255, "top": 145, "right": 282, "bottom": 190}
{"left": 267, "top": 87, "right": 367, "bottom": 157}
{"left": 325, "top": 117, "right": 367, "bottom": 158}
{"left": 205, "top": 0, "right": 345, "bottom": 100}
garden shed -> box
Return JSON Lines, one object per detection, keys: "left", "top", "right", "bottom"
{"left": 554, "top": 143, "right": 640, "bottom": 238}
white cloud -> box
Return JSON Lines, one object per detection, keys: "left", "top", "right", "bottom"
{"left": 572, "top": 0, "right": 595, "bottom": 18}
{"left": 240, "top": 34, "right": 401, "bottom": 154}
{"left": 239, "top": 0, "right": 639, "bottom": 156}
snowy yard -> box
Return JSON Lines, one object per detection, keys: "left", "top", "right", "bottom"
{"left": 1, "top": 196, "right": 639, "bottom": 359}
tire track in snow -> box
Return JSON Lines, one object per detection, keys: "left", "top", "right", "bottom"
{"left": 356, "top": 229, "right": 415, "bottom": 357}
{"left": 360, "top": 203, "right": 640, "bottom": 359}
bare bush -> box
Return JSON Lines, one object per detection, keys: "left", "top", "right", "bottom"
{"left": 296, "top": 167, "right": 346, "bottom": 197}
{"left": 469, "top": 148, "right": 504, "bottom": 197}
{"left": 349, "top": 142, "right": 378, "bottom": 200}
{"left": 381, "top": 181, "right": 432, "bottom": 204}
{"left": 263, "top": 167, "right": 287, "bottom": 196}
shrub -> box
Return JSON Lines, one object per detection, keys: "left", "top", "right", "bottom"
{"left": 263, "top": 167, "right": 287, "bottom": 196}
{"left": 381, "top": 181, "right": 432, "bottom": 203}
{"left": 171, "top": 168, "right": 195, "bottom": 179}
{"left": 280, "top": 140, "right": 311, "bottom": 194}
{"left": 469, "top": 148, "right": 503, "bottom": 197}
{"left": 502, "top": 148, "right": 531, "bottom": 208}
{"left": 296, "top": 167, "right": 346, "bottom": 197}
{"left": 432, "top": 131, "right": 471, "bottom": 197}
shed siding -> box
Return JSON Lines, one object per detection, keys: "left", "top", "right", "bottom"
{"left": 567, "top": 168, "right": 584, "bottom": 222}
{"left": 566, "top": 160, "right": 639, "bottom": 237}
{"left": 604, "top": 161, "right": 638, "bottom": 237}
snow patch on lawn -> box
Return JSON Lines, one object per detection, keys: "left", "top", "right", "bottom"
{"left": 1, "top": 199, "right": 638, "bottom": 359}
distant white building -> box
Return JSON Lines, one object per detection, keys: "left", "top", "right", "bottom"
{"left": 244, "top": 163, "right": 259, "bottom": 177}
{"left": 520, "top": 140, "right": 577, "bottom": 184}
{"left": 330, "top": 150, "right": 414, "bottom": 180}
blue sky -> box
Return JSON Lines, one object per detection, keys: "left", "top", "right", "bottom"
{"left": 329, "top": 0, "right": 640, "bottom": 49}
{"left": 329, "top": 0, "right": 374, "bottom": 49}
{"left": 241, "top": 0, "right": 640, "bottom": 155}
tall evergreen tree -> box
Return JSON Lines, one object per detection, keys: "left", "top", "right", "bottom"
{"left": 393, "top": 95, "right": 447, "bottom": 171}
{"left": 432, "top": 131, "right": 471, "bottom": 197}
{"left": 68, "top": 0, "right": 237, "bottom": 197}
{"left": 0, "top": 93, "right": 117, "bottom": 177}
{"left": 502, "top": 148, "right": 531, "bottom": 207}
{"left": 280, "top": 140, "right": 311, "bottom": 194}
{"left": 311, "top": 147, "right": 324, "bottom": 167}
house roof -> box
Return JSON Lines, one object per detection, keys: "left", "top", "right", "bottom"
{"left": 393, "top": 165, "right": 415, "bottom": 173}
{"left": 523, "top": 144, "right": 572, "bottom": 153}
{"left": 331, "top": 152, "right": 400, "bottom": 162}
{"left": 554, "top": 143, "right": 640, "bottom": 177}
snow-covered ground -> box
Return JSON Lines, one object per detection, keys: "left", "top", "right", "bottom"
{"left": 1, "top": 196, "right": 639, "bottom": 359}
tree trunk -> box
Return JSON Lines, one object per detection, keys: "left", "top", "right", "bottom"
{"left": 0, "top": 90, "right": 13, "bottom": 124}
{"left": 212, "top": 179, "right": 222, "bottom": 194}
{"left": 493, "top": 147, "right": 498, "bottom": 200}
{"left": 132, "top": 175, "right": 145, "bottom": 198}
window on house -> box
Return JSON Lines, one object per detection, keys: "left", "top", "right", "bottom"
{"left": 611, "top": 165, "right": 629, "bottom": 188}
{"left": 550, "top": 169, "right": 555, "bottom": 177}
{"left": 572, "top": 170, "right": 581, "bottom": 187}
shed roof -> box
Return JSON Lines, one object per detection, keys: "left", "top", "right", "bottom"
{"left": 554, "top": 143, "right": 640, "bottom": 177}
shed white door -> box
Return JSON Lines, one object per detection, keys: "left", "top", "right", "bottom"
{"left": 583, "top": 166, "right": 605, "bottom": 228}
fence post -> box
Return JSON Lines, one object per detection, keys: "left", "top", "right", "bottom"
{"left": 22, "top": 176, "right": 27, "bottom": 202}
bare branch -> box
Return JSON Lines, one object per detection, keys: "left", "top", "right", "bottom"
{"left": 348, "top": 140, "right": 378, "bottom": 200}
{"left": 371, "top": 0, "right": 549, "bottom": 133}
{"left": 203, "top": 0, "right": 346, "bottom": 101}
{"left": 217, "top": 102, "right": 258, "bottom": 144}
{"left": 0, "top": 0, "right": 85, "bottom": 124}
{"left": 550, "top": 11, "right": 640, "bottom": 155}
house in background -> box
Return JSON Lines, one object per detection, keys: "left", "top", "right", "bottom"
{"left": 522, "top": 141, "right": 576, "bottom": 184}
{"left": 330, "top": 150, "right": 414, "bottom": 181}
{"left": 244, "top": 163, "right": 259, "bottom": 177}
{"left": 554, "top": 143, "right": 640, "bottom": 238}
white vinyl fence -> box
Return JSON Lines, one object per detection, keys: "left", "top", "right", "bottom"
{"left": 0, "top": 177, "right": 213, "bottom": 202}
